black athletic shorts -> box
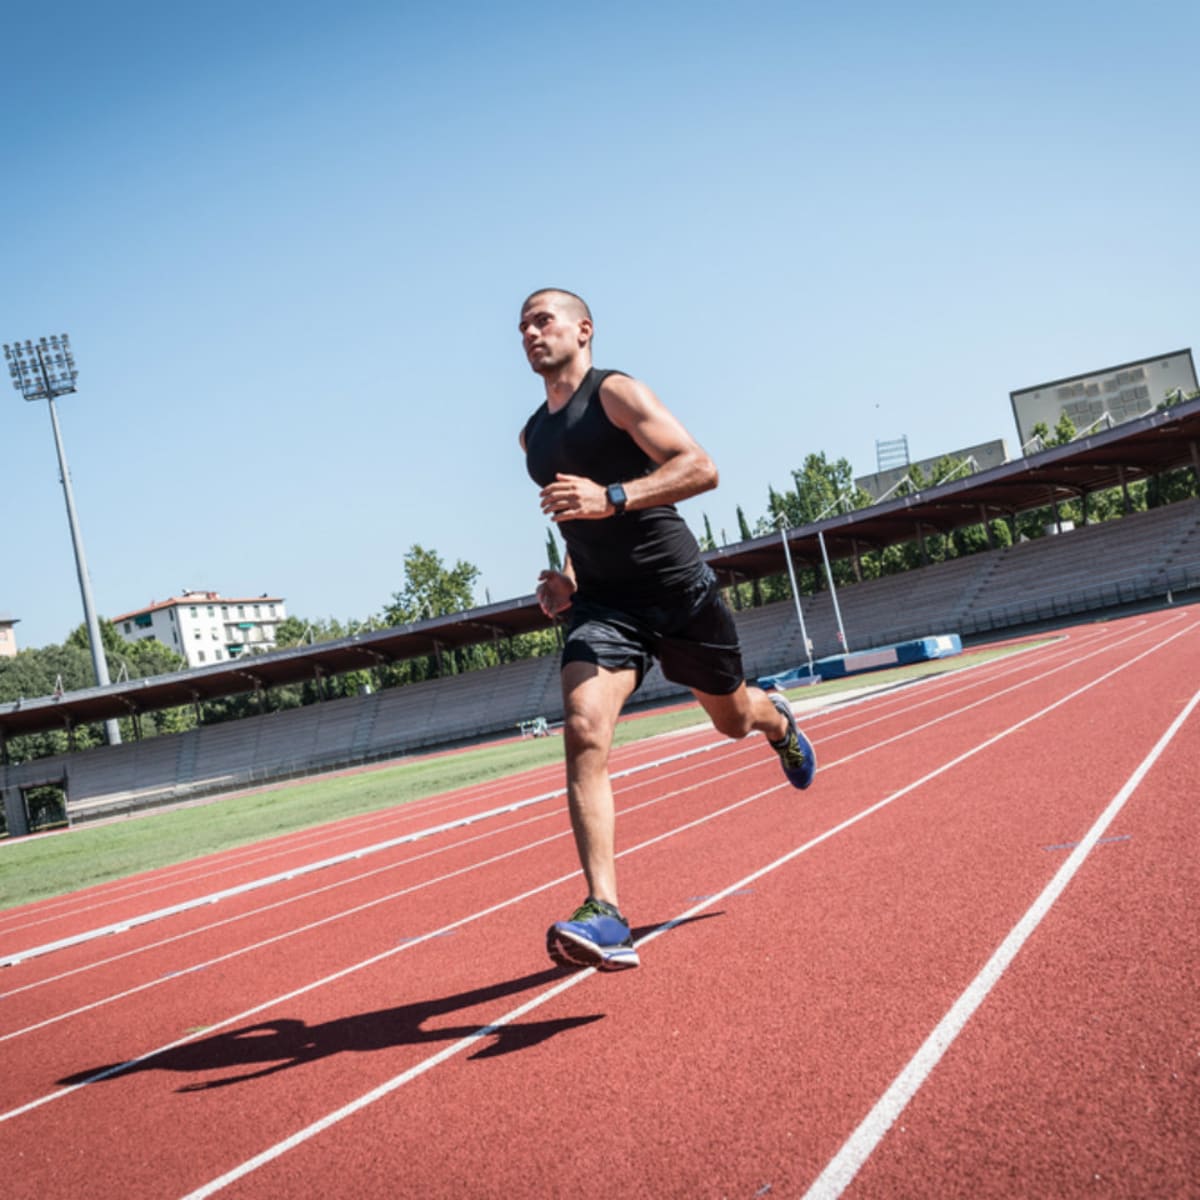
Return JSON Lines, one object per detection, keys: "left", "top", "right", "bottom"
{"left": 562, "top": 565, "right": 745, "bottom": 696}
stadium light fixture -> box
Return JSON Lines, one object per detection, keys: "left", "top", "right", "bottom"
{"left": 4, "top": 334, "right": 121, "bottom": 745}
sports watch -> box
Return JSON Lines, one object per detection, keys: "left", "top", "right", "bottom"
{"left": 606, "top": 482, "right": 628, "bottom": 515}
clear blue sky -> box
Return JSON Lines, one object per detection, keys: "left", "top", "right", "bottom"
{"left": 4, "top": 0, "right": 1197, "bottom": 651}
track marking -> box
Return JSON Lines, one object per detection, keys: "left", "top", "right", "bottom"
{"left": 0, "top": 737, "right": 731, "bottom": 969}
{"left": 0, "top": 621, "right": 1098, "bottom": 942}
{"left": 0, "top": 615, "right": 1180, "bottom": 1043}
{"left": 802, "top": 683, "right": 1200, "bottom": 1199}
{"left": 167, "top": 620, "right": 1198, "bottom": 1198}
{"left": 3, "top": 612, "right": 1154, "bottom": 967}
{"left": 0, "top": 618, "right": 1154, "bottom": 1033}
{"left": 0, "top": 753, "right": 764, "bottom": 1043}
{"left": 0, "top": 762, "right": 799, "bottom": 1123}
{"left": 0, "top": 618, "right": 1130, "bottom": 954}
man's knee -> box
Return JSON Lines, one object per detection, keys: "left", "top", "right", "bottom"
{"left": 562, "top": 707, "right": 611, "bottom": 757}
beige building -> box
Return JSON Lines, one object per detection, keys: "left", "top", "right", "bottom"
{"left": 0, "top": 615, "right": 17, "bottom": 659}
{"left": 111, "top": 590, "right": 287, "bottom": 669}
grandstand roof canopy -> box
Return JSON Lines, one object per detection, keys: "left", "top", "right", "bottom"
{"left": 3, "top": 397, "right": 1198, "bottom": 742}
{"left": 711, "top": 395, "right": 1200, "bottom": 578}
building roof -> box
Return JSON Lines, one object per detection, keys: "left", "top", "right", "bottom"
{"left": 111, "top": 593, "right": 285, "bottom": 623}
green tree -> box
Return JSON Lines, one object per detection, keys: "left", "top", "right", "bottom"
{"left": 0, "top": 619, "right": 192, "bottom": 761}
{"left": 382, "top": 545, "right": 481, "bottom": 679}
{"left": 385, "top": 545, "right": 479, "bottom": 625}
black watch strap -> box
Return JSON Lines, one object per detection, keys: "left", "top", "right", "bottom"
{"left": 606, "top": 482, "right": 628, "bottom": 515}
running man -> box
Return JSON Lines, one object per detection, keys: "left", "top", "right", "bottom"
{"left": 518, "top": 288, "right": 816, "bottom": 971}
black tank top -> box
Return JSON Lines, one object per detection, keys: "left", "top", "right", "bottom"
{"left": 523, "top": 368, "right": 705, "bottom": 606}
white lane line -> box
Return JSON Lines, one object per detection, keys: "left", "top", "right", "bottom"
{"left": 0, "top": 615, "right": 1172, "bottom": 1026}
{"left": 0, "top": 617, "right": 1133, "bottom": 1019}
{"left": 0, "top": 738, "right": 728, "bottom": 969}
{"left": 178, "top": 963, "right": 603, "bottom": 1200}
{"left": 0, "top": 623, "right": 1090, "bottom": 939}
{"left": 801, "top": 608, "right": 1178, "bottom": 771}
{"left": 0, "top": 619, "right": 1119, "bottom": 946}
{"left": 171, "top": 621, "right": 1199, "bottom": 1199}
{"left": 803, "top": 683, "right": 1200, "bottom": 1200}
{"left": 0, "top": 752, "right": 762, "bottom": 1042}
{"left": 0, "top": 773, "right": 785, "bottom": 1127}
{"left": 0, "top": 742, "right": 764, "bottom": 1005}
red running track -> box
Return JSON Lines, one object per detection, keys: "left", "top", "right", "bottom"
{"left": 1, "top": 608, "right": 1197, "bottom": 1198}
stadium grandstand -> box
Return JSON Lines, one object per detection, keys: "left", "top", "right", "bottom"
{"left": 3, "top": 396, "right": 1199, "bottom": 835}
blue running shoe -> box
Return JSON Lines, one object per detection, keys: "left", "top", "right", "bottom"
{"left": 547, "top": 897, "right": 640, "bottom": 971}
{"left": 769, "top": 694, "right": 817, "bottom": 789}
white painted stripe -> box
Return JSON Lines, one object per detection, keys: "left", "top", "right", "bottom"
{"left": 172, "top": 620, "right": 1199, "bottom": 1198}
{"left": 3, "top": 615, "right": 1184, "bottom": 1121}
{"left": 803, "top": 685, "right": 1200, "bottom": 1200}
{"left": 0, "top": 619, "right": 1101, "bottom": 950}
{"left": 0, "top": 752, "right": 761, "bottom": 1042}
{"left": 0, "top": 739, "right": 763, "bottom": 1007}
{"left": 0, "top": 770, "right": 784, "bottom": 1127}
{"left": 179, "top": 965, "right": 601, "bottom": 1200}
{"left": 0, "top": 624, "right": 1129, "bottom": 1024}
{"left": 0, "top": 739, "right": 726, "bottom": 968}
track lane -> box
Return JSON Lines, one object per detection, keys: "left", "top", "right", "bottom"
{"left": 1, "top": 615, "right": 1155, "bottom": 1045}
{"left": 160, "top": 615, "right": 1200, "bottom": 1198}
{"left": 2, "top": 611, "right": 1194, "bottom": 1198}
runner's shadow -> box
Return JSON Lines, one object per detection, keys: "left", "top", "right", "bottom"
{"left": 630, "top": 911, "right": 722, "bottom": 943}
{"left": 57, "top": 913, "right": 722, "bottom": 1094}
{"left": 58, "top": 964, "right": 596, "bottom": 1093}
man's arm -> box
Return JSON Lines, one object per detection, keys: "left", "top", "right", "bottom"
{"left": 538, "top": 375, "right": 718, "bottom": 522}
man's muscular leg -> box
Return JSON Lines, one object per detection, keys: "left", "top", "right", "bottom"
{"left": 692, "top": 682, "right": 788, "bottom": 741}
{"left": 560, "top": 660, "right": 640, "bottom": 908}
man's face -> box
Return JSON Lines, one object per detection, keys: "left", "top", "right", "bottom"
{"left": 519, "top": 294, "right": 590, "bottom": 375}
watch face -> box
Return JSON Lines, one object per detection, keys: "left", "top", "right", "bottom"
{"left": 607, "top": 483, "right": 627, "bottom": 512}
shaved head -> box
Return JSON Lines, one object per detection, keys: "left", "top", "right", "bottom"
{"left": 521, "top": 288, "right": 593, "bottom": 325}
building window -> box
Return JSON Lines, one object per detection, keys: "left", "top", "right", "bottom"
{"left": 221, "top": 605, "right": 229, "bottom": 616}
{"left": 194, "top": 630, "right": 201, "bottom": 640}
{"left": 238, "top": 605, "right": 245, "bottom": 618}
{"left": 124, "top": 622, "right": 132, "bottom": 633}
{"left": 269, "top": 604, "right": 277, "bottom": 617}
{"left": 207, "top": 605, "right": 215, "bottom": 617}
{"left": 190, "top": 606, "right": 198, "bottom": 617}
{"left": 197, "top": 650, "right": 206, "bottom": 663}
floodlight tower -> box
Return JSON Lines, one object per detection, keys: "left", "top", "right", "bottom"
{"left": 4, "top": 334, "right": 121, "bottom": 745}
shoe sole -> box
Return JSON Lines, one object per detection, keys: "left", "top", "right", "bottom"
{"left": 547, "top": 926, "right": 640, "bottom": 971}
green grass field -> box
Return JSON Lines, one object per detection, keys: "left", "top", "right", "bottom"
{"left": 0, "top": 641, "right": 1048, "bottom": 912}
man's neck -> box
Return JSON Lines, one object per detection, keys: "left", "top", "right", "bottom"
{"left": 542, "top": 357, "right": 592, "bottom": 412}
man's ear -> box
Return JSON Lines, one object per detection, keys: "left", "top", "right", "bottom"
{"left": 578, "top": 318, "right": 593, "bottom": 347}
